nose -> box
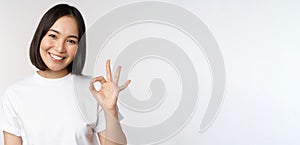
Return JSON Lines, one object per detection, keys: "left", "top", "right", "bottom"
{"left": 55, "top": 39, "right": 66, "bottom": 53}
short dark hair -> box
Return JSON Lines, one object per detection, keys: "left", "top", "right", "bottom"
{"left": 29, "top": 3, "right": 86, "bottom": 75}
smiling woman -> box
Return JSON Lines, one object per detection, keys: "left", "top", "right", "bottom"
{"left": 0, "top": 3, "right": 130, "bottom": 145}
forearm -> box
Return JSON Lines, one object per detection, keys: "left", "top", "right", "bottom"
{"left": 98, "top": 108, "right": 127, "bottom": 145}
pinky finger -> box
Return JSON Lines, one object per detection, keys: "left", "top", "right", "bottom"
{"left": 119, "top": 80, "right": 131, "bottom": 91}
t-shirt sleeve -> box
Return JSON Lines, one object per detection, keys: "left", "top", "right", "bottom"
{"left": 0, "top": 90, "right": 22, "bottom": 136}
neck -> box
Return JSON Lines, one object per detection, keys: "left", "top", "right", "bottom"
{"left": 38, "top": 69, "right": 70, "bottom": 79}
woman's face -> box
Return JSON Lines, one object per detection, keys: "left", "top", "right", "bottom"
{"left": 40, "top": 16, "right": 79, "bottom": 73}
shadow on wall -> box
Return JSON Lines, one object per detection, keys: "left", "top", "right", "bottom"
{"left": 0, "top": 131, "right": 3, "bottom": 145}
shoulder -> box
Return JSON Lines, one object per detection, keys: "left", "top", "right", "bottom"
{"left": 5, "top": 74, "right": 36, "bottom": 91}
{"left": 72, "top": 74, "right": 93, "bottom": 86}
{"left": 73, "top": 74, "right": 92, "bottom": 81}
{"left": 2, "top": 74, "right": 36, "bottom": 100}
{"left": 5, "top": 73, "right": 34, "bottom": 89}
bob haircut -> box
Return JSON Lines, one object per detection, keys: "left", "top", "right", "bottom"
{"left": 29, "top": 3, "right": 86, "bottom": 75}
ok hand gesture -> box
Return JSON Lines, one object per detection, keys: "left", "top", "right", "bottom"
{"left": 89, "top": 60, "right": 131, "bottom": 111}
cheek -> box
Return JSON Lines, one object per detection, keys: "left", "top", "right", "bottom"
{"left": 67, "top": 46, "right": 78, "bottom": 58}
{"left": 40, "top": 37, "right": 52, "bottom": 51}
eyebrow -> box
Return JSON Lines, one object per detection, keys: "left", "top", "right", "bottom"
{"left": 49, "top": 29, "right": 79, "bottom": 39}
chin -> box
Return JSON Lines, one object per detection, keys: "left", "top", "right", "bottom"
{"left": 48, "top": 66, "right": 67, "bottom": 72}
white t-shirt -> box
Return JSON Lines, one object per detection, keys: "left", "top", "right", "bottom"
{"left": 0, "top": 72, "right": 106, "bottom": 145}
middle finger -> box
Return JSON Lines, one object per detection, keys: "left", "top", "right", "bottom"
{"left": 106, "top": 59, "right": 112, "bottom": 82}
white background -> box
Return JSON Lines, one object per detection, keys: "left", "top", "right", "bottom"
{"left": 1, "top": 0, "right": 300, "bottom": 144}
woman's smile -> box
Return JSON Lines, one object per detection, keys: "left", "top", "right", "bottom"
{"left": 48, "top": 52, "right": 66, "bottom": 61}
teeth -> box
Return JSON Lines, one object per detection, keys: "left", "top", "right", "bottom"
{"left": 50, "top": 53, "right": 63, "bottom": 60}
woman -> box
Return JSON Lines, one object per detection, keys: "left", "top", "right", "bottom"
{"left": 0, "top": 3, "right": 130, "bottom": 145}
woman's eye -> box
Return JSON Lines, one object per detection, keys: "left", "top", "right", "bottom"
{"left": 67, "top": 39, "right": 77, "bottom": 44}
{"left": 48, "top": 34, "right": 57, "bottom": 39}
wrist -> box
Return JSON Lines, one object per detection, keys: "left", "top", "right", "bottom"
{"left": 103, "top": 107, "right": 119, "bottom": 119}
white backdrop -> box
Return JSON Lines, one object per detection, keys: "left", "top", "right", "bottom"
{"left": 1, "top": 0, "right": 300, "bottom": 145}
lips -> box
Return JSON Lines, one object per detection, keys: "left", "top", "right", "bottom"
{"left": 48, "top": 52, "right": 65, "bottom": 61}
